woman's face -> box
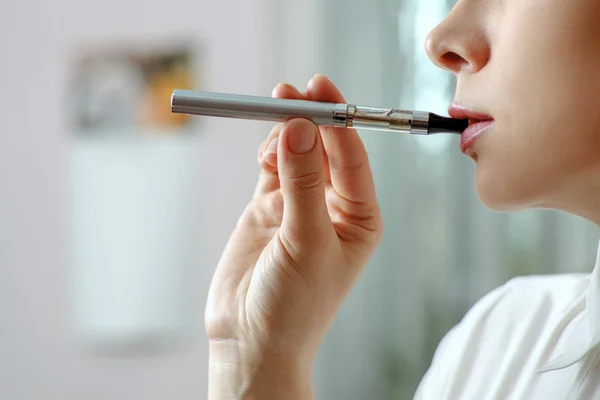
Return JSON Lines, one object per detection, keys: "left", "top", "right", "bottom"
{"left": 426, "top": 0, "right": 600, "bottom": 220}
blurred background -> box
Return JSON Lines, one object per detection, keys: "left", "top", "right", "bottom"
{"left": 1, "top": 0, "right": 599, "bottom": 399}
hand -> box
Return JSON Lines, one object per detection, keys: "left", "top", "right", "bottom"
{"left": 206, "top": 74, "right": 383, "bottom": 399}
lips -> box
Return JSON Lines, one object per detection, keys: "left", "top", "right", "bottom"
{"left": 448, "top": 105, "right": 494, "bottom": 155}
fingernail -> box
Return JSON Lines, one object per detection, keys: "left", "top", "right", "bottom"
{"left": 265, "top": 137, "right": 279, "bottom": 154}
{"left": 286, "top": 120, "right": 317, "bottom": 155}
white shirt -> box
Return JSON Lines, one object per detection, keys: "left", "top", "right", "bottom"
{"left": 414, "top": 241, "right": 600, "bottom": 400}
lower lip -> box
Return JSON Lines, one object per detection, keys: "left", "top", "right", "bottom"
{"left": 459, "top": 120, "right": 495, "bottom": 154}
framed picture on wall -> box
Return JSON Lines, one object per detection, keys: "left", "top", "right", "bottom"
{"left": 69, "top": 39, "right": 200, "bottom": 136}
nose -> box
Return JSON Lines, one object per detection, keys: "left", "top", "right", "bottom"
{"left": 425, "top": 8, "right": 491, "bottom": 75}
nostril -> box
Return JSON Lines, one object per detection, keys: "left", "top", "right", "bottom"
{"left": 441, "top": 52, "right": 464, "bottom": 66}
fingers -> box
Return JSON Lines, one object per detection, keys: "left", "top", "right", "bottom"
{"left": 272, "top": 83, "right": 305, "bottom": 100}
{"left": 254, "top": 84, "right": 307, "bottom": 199}
{"left": 253, "top": 123, "right": 282, "bottom": 199}
{"left": 277, "top": 118, "right": 331, "bottom": 247}
{"left": 306, "top": 74, "right": 378, "bottom": 208}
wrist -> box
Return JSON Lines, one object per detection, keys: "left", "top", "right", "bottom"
{"left": 208, "top": 339, "right": 313, "bottom": 400}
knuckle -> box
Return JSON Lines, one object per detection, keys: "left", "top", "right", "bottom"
{"left": 257, "top": 125, "right": 281, "bottom": 155}
{"left": 258, "top": 155, "right": 278, "bottom": 172}
{"left": 371, "top": 214, "right": 384, "bottom": 243}
{"left": 331, "top": 203, "right": 384, "bottom": 246}
{"left": 331, "top": 157, "right": 367, "bottom": 175}
{"left": 329, "top": 197, "right": 382, "bottom": 232}
{"left": 289, "top": 171, "right": 324, "bottom": 191}
{"left": 347, "top": 215, "right": 382, "bottom": 241}
{"left": 205, "top": 306, "right": 238, "bottom": 340}
{"left": 280, "top": 218, "right": 329, "bottom": 254}
{"left": 368, "top": 208, "right": 384, "bottom": 235}
{"left": 257, "top": 125, "right": 282, "bottom": 169}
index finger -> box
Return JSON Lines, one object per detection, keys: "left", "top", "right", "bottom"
{"left": 306, "top": 74, "right": 377, "bottom": 206}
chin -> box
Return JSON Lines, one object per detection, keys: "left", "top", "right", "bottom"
{"left": 474, "top": 167, "right": 532, "bottom": 212}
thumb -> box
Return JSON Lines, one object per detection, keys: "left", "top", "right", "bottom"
{"left": 278, "top": 118, "right": 330, "bottom": 244}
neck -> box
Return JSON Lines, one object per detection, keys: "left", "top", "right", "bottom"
{"left": 542, "top": 176, "right": 600, "bottom": 227}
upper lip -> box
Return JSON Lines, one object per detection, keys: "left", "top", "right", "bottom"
{"left": 448, "top": 104, "right": 494, "bottom": 126}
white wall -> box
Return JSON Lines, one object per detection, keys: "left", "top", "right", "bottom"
{"left": 0, "top": 0, "right": 273, "bottom": 398}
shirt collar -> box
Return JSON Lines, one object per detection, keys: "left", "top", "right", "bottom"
{"left": 538, "top": 240, "right": 600, "bottom": 373}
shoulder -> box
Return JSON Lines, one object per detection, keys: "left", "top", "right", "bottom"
{"left": 451, "top": 273, "right": 589, "bottom": 353}
{"left": 461, "top": 274, "right": 589, "bottom": 331}
{"left": 414, "top": 273, "right": 589, "bottom": 399}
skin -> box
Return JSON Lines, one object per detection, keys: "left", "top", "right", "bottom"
{"left": 427, "top": 0, "right": 600, "bottom": 219}
{"left": 207, "top": 0, "right": 600, "bottom": 398}
{"left": 207, "top": 77, "right": 382, "bottom": 399}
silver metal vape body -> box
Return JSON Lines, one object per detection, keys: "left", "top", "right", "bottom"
{"left": 171, "top": 90, "right": 431, "bottom": 135}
